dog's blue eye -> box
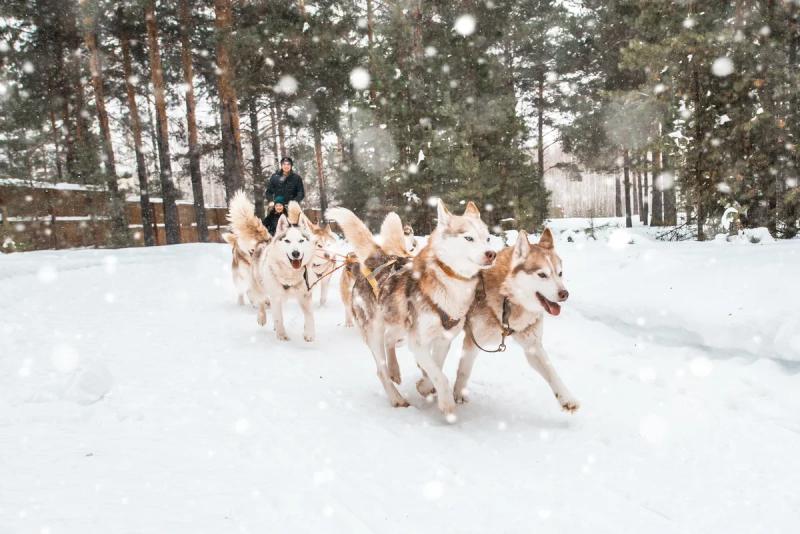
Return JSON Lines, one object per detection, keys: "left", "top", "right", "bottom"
{"left": 538, "top": 272, "right": 547, "bottom": 279}
{"left": 559, "top": 272, "right": 563, "bottom": 277}
{"left": 299, "top": 239, "right": 305, "bottom": 243}
{"left": 464, "top": 236, "right": 474, "bottom": 242}
{"left": 284, "top": 239, "right": 290, "bottom": 243}
{"left": 486, "top": 237, "right": 490, "bottom": 243}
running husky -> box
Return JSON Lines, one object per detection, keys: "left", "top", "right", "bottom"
{"left": 286, "top": 206, "right": 338, "bottom": 307}
{"left": 328, "top": 201, "right": 496, "bottom": 420}
{"left": 223, "top": 191, "right": 271, "bottom": 306}
{"left": 339, "top": 222, "right": 417, "bottom": 328}
{"left": 455, "top": 229, "right": 579, "bottom": 412}
{"left": 307, "top": 221, "right": 338, "bottom": 306}
{"left": 228, "top": 193, "right": 316, "bottom": 341}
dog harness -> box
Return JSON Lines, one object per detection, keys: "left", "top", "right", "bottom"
{"left": 269, "top": 264, "right": 311, "bottom": 291}
{"left": 467, "top": 274, "right": 515, "bottom": 353}
{"left": 360, "top": 258, "right": 399, "bottom": 297}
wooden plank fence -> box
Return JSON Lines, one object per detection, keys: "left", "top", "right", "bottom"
{"left": 0, "top": 182, "right": 228, "bottom": 252}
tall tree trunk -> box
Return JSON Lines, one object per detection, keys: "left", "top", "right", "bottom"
{"left": 145, "top": 0, "right": 181, "bottom": 244}
{"left": 276, "top": 101, "right": 287, "bottom": 156}
{"left": 63, "top": 5, "right": 93, "bottom": 184}
{"left": 642, "top": 160, "right": 649, "bottom": 225}
{"left": 537, "top": 73, "right": 545, "bottom": 186}
{"left": 623, "top": 150, "right": 632, "bottom": 228}
{"left": 691, "top": 58, "right": 706, "bottom": 241}
{"left": 314, "top": 122, "right": 328, "bottom": 216}
{"left": 651, "top": 148, "right": 663, "bottom": 225}
{"left": 636, "top": 167, "right": 644, "bottom": 222}
{"left": 119, "top": 12, "right": 155, "bottom": 246}
{"left": 81, "top": 5, "right": 129, "bottom": 247}
{"left": 662, "top": 151, "right": 677, "bottom": 225}
{"left": 270, "top": 99, "right": 280, "bottom": 167}
{"left": 249, "top": 99, "right": 265, "bottom": 219}
{"left": 214, "top": 0, "right": 245, "bottom": 202}
{"left": 366, "top": 0, "right": 377, "bottom": 102}
{"left": 179, "top": 0, "right": 208, "bottom": 242}
{"left": 615, "top": 173, "right": 622, "bottom": 217}
{"left": 48, "top": 109, "right": 63, "bottom": 182}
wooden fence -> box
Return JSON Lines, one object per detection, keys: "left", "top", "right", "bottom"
{"left": 0, "top": 181, "right": 229, "bottom": 252}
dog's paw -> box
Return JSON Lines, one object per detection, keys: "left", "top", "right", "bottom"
{"left": 257, "top": 314, "right": 267, "bottom": 327}
{"left": 276, "top": 332, "right": 290, "bottom": 341}
{"left": 416, "top": 378, "right": 435, "bottom": 397}
{"left": 304, "top": 334, "right": 314, "bottom": 342}
{"left": 390, "top": 397, "right": 410, "bottom": 408}
{"left": 556, "top": 393, "right": 580, "bottom": 413}
{"left": 454, "top": 389, "right": 469, "bottom": 404}
{"left": 438, "top": 399, "right": 457, "bottom": 423}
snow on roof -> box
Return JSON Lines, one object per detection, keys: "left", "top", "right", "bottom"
{"left": 0, "top": 177, "right": 104, "bottom": 192}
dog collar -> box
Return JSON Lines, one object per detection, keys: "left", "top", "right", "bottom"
{"left": 434, "top": 259, "right": 474, "bottom": 282}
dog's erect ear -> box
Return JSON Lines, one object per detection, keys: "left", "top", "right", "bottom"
{"left": 298, "top": 214, "right": 312, "bottom": 235}
{"left": 538, "top": 227, "right": 554, "bottom": 249}
{"left": 275, "top": 214, "right": 290, "bottom": 237}
{"left": 323, "top": 223, "right": 334, "bottom": 237}
{"left": 513, "top": 230, "right": 531, "bottom": 260}
{"left": 463, "top": 201, "right": 481, "bottom": 219}
{"left": 436, "top": 198, "right": 451, "bottom": 227}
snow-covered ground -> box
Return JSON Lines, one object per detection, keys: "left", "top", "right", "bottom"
{"left": 2, "top": 233, "right": 799, "bottom": 533}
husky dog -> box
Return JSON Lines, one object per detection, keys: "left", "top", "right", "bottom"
{"left": 328, "top": 200, "right": 496, "bottom": 420}
{"left": 307, "top": 221, "right": 338, "bottom": 306}
{"left": 338, "top": 220, "right": 416, "bottom": 328}
{"left": 224, "top": 191, "right": 271, "bottom": 306}
{"left": 337, "top": 216, "right": 410, "bottom": 327}
{"left": 229, "top": 194, "right": 316, "bottom": 342}
{"left": 455, "top": 229, "right": 579, "bottom": 412}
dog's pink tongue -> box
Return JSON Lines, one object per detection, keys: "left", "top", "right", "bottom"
{"left": 291, "top": 259, "right": 302, "bottom": 269}
{"left": 548, "top": 302, "right": 561, "bottom": 316}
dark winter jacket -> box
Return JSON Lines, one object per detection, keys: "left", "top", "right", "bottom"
{"left": 265, "top": 171, "right": 305, "bottom": 204}
{"left": 262, "top": 208, "right": 285, "bottom": 236}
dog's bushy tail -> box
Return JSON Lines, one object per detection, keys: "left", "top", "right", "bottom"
{"left": 380, "top": 212, "right": 409, "bottom": 257}
{"left": 326, "top": 207, "right": 379, "bottom": 264}
{"left": 227, "top": 190, "right": 270, "bottom": 243}
{"left": 287, "top": 201, "right": 302, "bottom": 226}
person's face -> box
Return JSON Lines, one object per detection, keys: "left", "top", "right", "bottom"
{"left": 275, "top": 203, "right": 285, "bottom": 213}
{"left": 281, "top": 162, "right": 292, "bottom": 173}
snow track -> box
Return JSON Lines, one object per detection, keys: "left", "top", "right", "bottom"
{"left": 1, "top": 242, "right": 799, "bottom": 533}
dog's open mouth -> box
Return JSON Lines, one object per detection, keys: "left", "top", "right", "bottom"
{"left": 289, "top": 257, "right": 303, "bottom": 269}
{"left": 536, "top": 292, "right": 561, "bottom": 316}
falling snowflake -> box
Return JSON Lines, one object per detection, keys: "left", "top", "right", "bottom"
{"left": 711, "top": 57, "right": 734, "bottom": 77}
{"left": 37, "top": 265, "right": 58, "bottom": 284}
{"left": 274, "top": 75, "right": 298, "bottom": 95}
{"left": 654, "top": 172, "right": 675, "bottom": 191}
{"left": 453, "top": 14, "right": 476, "bottom": 36}
{"left": 349, "top": 67, "right": 370, "bottom": 90}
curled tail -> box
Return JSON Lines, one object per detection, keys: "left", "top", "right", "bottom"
{"left": 326, "top": 207, "right": 379, "bottom": 264}
{"left": 227, "top": 190, "right": 270, "bottom": 243}
{"left": 287, "top": 200, "right": 302, "bottom": 225}
{"left": 380, "top": 212, "right": 410, "bottom": 257}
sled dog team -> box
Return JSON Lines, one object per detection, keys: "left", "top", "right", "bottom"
{"left": 224, "top": 191, "right": 578, "bottom": 422}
